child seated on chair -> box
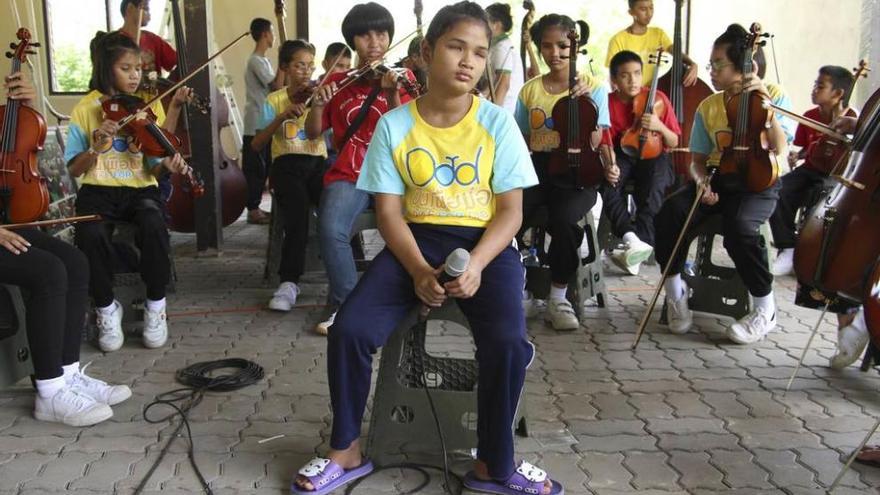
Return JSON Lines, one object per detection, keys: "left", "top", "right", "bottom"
{"left": 290, "top": 3, "right": 564, "bottom": 495}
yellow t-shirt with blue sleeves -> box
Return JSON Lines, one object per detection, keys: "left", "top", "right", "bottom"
{"left": 605, "top": 27, "right": 672, "bottom": 86}
{"left": 257, "top": 87, "right": 327, "bottom": 161}
{"left": 357, "top": 96, "right": 538, "bottom": 228}
{"left": 689, "top": 82, "right": 795, "bottom": 167}
{"left": 64, "top": 90, "right": 166, "bottom": 188}
{"left": 514, "top": 73, "right": 610, "bottom": 153}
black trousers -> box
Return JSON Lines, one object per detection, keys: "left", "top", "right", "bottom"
{"left": 242, "top": 135, "right": 271, "bottom": 211}
{"left": 522, "top": 153, "right": 598, "bottom": 285}
{"left": 270, "top": 154, "right": 326, "bottom": 284}
{"left": 654, "top": 179, "right": 780, "bottom": 298}
{"left": 0, "top": 229, "right": 88, "bottom": 380}
{"left": 601, "top": 148, "right": 674, "bottom": 246}
{"left": 768, "top": 166, "right": 832, "bottom": 250}
{"left": 74, "top": 185, "right": 170, "bottom": 307}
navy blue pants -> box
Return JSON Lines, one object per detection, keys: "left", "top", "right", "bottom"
{"left": 328, "top": 224, "right": 534, "bottom": 480}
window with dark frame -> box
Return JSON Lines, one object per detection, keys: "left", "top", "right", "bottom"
{"left": 42, "top": 0, "right": 113, "bottom": 94}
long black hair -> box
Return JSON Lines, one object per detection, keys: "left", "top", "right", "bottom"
{"left": 89, "top": 31, "right": 140, "bottom": 94}
{"left": 485, "top": 3, "right": 513, "bottom": 33}
{"left": 529, "top": 14, "right": 589, "bottom": 50}
{"left": 424, "top": 1, "right": 491, "bottom": 48}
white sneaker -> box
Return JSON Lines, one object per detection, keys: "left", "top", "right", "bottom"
{"left": 620, "top": 238, "right": 654, "bottom": 267}
{"left": 611, "top": 251, "right": 641, "bottom": 276}
{"left": 315, "top": 310, "right": 337, "bottom": 335}
{"left": 522, "top": 291, "right": 540, "bottom": 318}
{"left": 772, "top": 248, "right": 794, "bottom": 276}
{"left": 96, "top": 301, "right": 124, "bottom": 352}
{"left": 69, "top": 364, "right": 132, "bottom": 405}
{"left": 268, "top": 282, "right": 299, "bottom": 312}
{"left": 142, "top": 305, "right": 168, "bottom": 349}
{"left": 546, "top": 298, "right": 579, "bottom": 331}
{"left": 34, "top": 387, "right": 113, "bottom": 427}
{"left": 830, "top": 319, "right": 870, "bottom": 369}
{"left": 666, "top": 289, "right": 693, "bottom": 335}
{"left": 727, "top": 307, "right": 777, "bottom": 344}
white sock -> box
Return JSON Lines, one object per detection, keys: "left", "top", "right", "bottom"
{"left": 146, "top": 298, "right": 166, "bottom": 312}
{"left": 623, "top": 232, "right": 639, "bottom": 244}
{"left": 664, "top": 274, "right": 685, "bottom": 300}
{"left": 777, "top": 248, "right": 794, "bottom": 260}
{"left": 97, "top": 301, "right": 117, "bottom": 314}
{"left": 35, "top": 376, "right": 66, "bottom": 399}
{"left": 549, "top": 285, "right": 567, "bottom": 301}
{"left": 62, "top": 362, "right": 80, "bottom": 382}
{"left": 753, "top": 292, "right": 776, "bottom": 315}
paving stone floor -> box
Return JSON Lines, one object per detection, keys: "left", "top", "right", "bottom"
{"left": 1, "top": 214, "right": 880, "bottom": 494}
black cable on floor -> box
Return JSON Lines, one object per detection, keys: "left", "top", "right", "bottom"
{"left": 134, "top": 358, "right": 264, "bottom": 495}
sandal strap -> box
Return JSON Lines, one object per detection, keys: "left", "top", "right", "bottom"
{"left": 505, "top": 461, "right": 547, "bottom": 494}
{"left": 298, "top": 457, "right": 344, "bottom": 489}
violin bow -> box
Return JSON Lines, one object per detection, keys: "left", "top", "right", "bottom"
{"left": 135, "top": 3, "right": 144, "bottom": 45}
{"left": 2, "top": 215, "right": 101, "bottom": 231}
{"left": 302, "top": 50, "right": 351, "bottom": 107}
{"left": 117, "top": 31, "right": 250, "bottom": 128}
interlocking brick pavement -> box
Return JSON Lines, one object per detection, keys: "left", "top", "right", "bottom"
{"left": 1, "top": 214, "right": 879, "bottom": 494}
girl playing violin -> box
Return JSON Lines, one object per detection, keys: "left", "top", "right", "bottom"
{"left": 251, "top": 39, "right": 327, "bottom": 312}
{"left": 653, "top": 24, "right": 794, "bottom": 345}
{"left": 514, "top": 13, "right": 612, "bottom": 331}
{"left": 65, "top": 32, "right": 191, "bottom": 353}
{"left": 1, "top": 71, "right": 130, "bottom": 426}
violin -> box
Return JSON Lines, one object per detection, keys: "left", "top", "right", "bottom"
{"left": 657, "top": 0, "right": 714, "bottom": 177}
{"left": 717, "top": 23, "right": 780, "bottom": 193}
{"left": 547, "top": 25, "right": 603, "bottom": 188}
{"left": 807, "top": 60, "right": 869, "bottom": 175}
{"left": 101, "top": 93, "right": 205, "bottom": 198}
{"left": 793, "top": 84, "right": 880, "bottom": 304}
{"left": 0, "top": 28, "right": 49, "bottom": 224}
{"left": 315, "top": 61, "right": 422, "bottom": 105}
{"left": 142, "top": 73, "right": 210, "bottom": 114}
{"left": 292, "top": 80, "right": 319, "bottom": 104}
{"left": 620, "top": 47, "right": 666, "bottom": 160}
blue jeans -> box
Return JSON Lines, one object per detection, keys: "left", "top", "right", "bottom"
{"left": 318, "top": 180, "right": 370, "bottom": 307}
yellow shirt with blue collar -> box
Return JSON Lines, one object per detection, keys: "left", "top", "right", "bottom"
{"left": 257, "top": 87, "right": 328, "bottom": 161}
{"left": 689, "top": 82, "right": 795, "bottom": 166}
{"left": 64, "top": 90, "right": 166, "bottom": 188}
{"left": 514, "top": 73, "right": 611, "bottom": 153}
{"left": 357, "top": 95, "right": 538, "bottom": 228}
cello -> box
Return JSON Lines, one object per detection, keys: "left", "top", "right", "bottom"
{"left": 165, "top": 0, "right": 247, "bottom": 233}
{"left": 793, "top": 84, "right": 880, "bottom": 303}
{"left": 657, "top": 0, "right": 713, "bottom": 177}
{"left": 520, "top": 1, "right": 540, "bottom": 80}
{"left": 0, "top": 28, "right": 49, "bottom": 224}
{"left": 547, "top": 26, "right": 603, "bottom": 188}
{"left": 620, "top": 47, "right": 666, "bottom": 160}
{"left": 717, "top": 23, "right": 780, "bottom": 193}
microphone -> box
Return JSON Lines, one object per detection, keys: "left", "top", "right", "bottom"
{"left": 420, "top": 248, "right": 470, "bottom": 321}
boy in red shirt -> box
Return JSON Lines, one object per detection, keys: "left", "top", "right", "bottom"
{"left": 304, "top": 2, "right": 416, "bottom": 335}
{"left": 603, "top": 50, "right": 680, "bottom": 275}
{"left": 118, "top": 0, "right": 177, "bottom": 77}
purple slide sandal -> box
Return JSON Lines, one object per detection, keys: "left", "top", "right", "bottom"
{"left": 290, "top": 457, "right": 374, "bottom": 495}
{"left": 463, "top": 461, "right": 564, "bottom": 495}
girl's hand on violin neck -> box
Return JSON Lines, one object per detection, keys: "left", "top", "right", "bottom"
{"left": 311, "top": 82, "right": 336, "bottom": 108}
{"left": 162, "top": 153, "right": 189, "bottom": 174}
{"left": 171, "top": 86, "right": 193, "bottom": 109}
{"left": 571, "top": 76, "right": 592, "bottom": 98}
{"left": 4, "top": 71, "right": 36, "bottom": 105}
{"left": 641, "top": 113, "right": 663, "bottom": 132}
{"left": 0, "top": 228, "right": 30, "bottom": 255}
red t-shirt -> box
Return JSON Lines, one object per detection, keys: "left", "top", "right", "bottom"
{"left": 608, "top": 89, "right": 681, "bottom": 149}
{"left": 795, "top": 106, "right": 858, "bottom": 172}
{"left": 120, "top": 30, "right": 178, "bottom": 75}
{"left": 320, "top": 69, "right": 416, "bottom": 186}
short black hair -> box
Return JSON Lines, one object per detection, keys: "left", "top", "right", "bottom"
{"left": 628, "top": 0, "right": 651, "bottom": 8}
{"left": 424, "top": 1, "right": 491, "bottom": 49}
{"left": 341, "top": 2, "right": 394, "bottom": 49}
{"left": 324, "top": 42, "right": 352, "bottom": 61}
{"left": 819, "top": 65, "right": 856, "bottom": 104}
{"left": 529, "top": 14, "right": 588, "bottom": 50}
{"left": 120, "top": 0, "right": 142, "bottom": 18}
{"left": 713, "top": 24, "right": 750, "bottom": 73}
{"left": 250, "top": 18, "right": 272, "bottom": 42}
{"left": 279, "top": 39, "right": 315, "bottom": 67}
{"left": 485, "top": 3, "right": 513, "bottom": 33}
{"left": 610, "top": 50, "right": 643, "bottom": 78}
{"left": 408, "top": 36, "right": 423, "bottom": 57}
{"left": 89, "top": 31, "right": 140, "bottom": 94}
